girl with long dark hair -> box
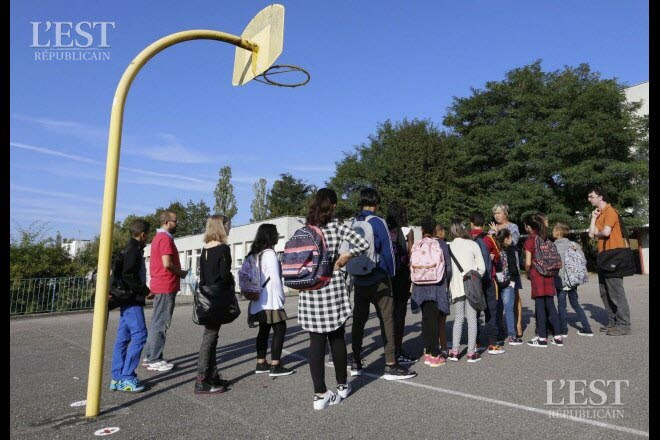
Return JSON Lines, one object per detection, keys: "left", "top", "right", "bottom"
{"left": 247, "top": 224, "right": 294, "bottom": 377}
{"left": 386, "top": 201, "right": 416, "bottom": 364}
{"left": 298, "top": 188, "right": 370, "bottom": 410}
{"left": 523, "top": 214, "right": 562, "bottom": 347}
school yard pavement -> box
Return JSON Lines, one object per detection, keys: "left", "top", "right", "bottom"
{"left": 10, "top": 275, "right": 649, "bottom": 439}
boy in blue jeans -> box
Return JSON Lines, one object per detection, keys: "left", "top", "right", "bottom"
{"left": 110, "top": 219, "right": 152, "bottom": 392}
{"left": 552, "top": 222, "right": 593, "bottom": 337}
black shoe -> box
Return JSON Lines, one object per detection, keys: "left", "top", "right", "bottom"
{"left": 383, "top": 363, "right": 417, "bottom": 381}
{"left": 269, "top": 365, "right": 294, "bottom": 377}
{"left": 255, "top": 362, "right": 271, "bottom": 374}
{"left": 350, "top": 360, "right": 363, "bottom": 377}
{"left": 210, "top": 373, "right": 229, "bottom": 387}
{"left": 194, "top": 377, "right": 227, "bottom": 394}
{"left": 396, "top": 350, "right": 418, "bottom": 364}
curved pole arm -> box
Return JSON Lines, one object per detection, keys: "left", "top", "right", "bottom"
{"left": 85, "top": 30, "right": 257, "bottom": 418}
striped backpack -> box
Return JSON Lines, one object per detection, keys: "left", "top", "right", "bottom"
{"left": 281, "top": 225, "right": 333, "bottom": 290}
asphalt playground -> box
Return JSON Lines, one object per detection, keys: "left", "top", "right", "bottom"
{"left": 10, "top": 275, "right": 649, "bottom": 439}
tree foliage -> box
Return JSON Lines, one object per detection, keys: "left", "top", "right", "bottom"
{"left": 330, "top": 62, "right": 648, "bottom": 230}
{"left": 250, "top": 178, "right": 269, "bottom": 222}
{"left": 442, "top": 61, "right": 648, "bottom": 228}
{"left": 10, "top": 222, "right": 76, "bottom": 279}
{"left": 213, "top": 165, "right": 238, "bottom": 222}
{"left": 329, "top": 119, "right": 457, "bottom": 224}
{"left": 267, "top": 173, "right": 315, "bottom": 218}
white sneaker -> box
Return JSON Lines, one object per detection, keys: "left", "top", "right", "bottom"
{"left": 325, "top": 360, "right": 335, "bottom": 368}
{"left": 147, "top": 360, "right": 174, "bottom": 371}
{"left": 337, "top": 383, "right": 352, "bottom": 399}
{"left": 141, "top": 358, "right": 150, "bottom": 368}
{"left": 313, "top": 391, "right": 342, "bottom": 410}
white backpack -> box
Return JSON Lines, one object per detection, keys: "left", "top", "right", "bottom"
{"left": 339, "top": 215, "right": 380, "bottom": 276}
{"left": 410, "top": 237, "right": 445, "bottom": 285}
{"left": 563, "top": 242, "right": 589, "bottom": 288}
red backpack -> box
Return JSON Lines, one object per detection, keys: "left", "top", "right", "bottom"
{"left": 532, "top": 235, "right": 562, "bottom": 277}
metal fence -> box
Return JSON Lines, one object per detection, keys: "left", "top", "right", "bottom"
{"left": 10, "top": 277, "right": 96, "bottom": 316}
{"left": 10, "top": 277, "right": 197, "bottom": 316}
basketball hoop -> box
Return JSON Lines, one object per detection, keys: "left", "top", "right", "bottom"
{"left": 253, "top": 64, "right": 310, "bottom": 87}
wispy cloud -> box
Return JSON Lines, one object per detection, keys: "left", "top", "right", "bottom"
{"left": 10, "top": 184, "right": 101, "bottom": 205}
{"left": 288, "top": 165, "right": 336, "bottom": 173}
{"left": 10, "top": 142, "right": 102, "bottom": 164}
{"left": 121, "top": 176, "right": 213, "bottom": 193}
{"left": 11, "top": 114, "right": 107, "bottom": 144}
{"left": 128, "top": 133, "right": 207, "bottom": 164}
{"left": 10, "top": 141, "right": 213, "bottom": 187}
{"left": 120, "top": 166, "right": 208, "bottom": 184}
{"left": 12, "top": 114, "right": 257, "bottom": 164}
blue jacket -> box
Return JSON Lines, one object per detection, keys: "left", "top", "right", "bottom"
{"left": 352, "top": 210, "right": 395, "bottom": 286}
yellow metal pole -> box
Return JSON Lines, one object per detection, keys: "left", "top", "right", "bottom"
{"left": 85, "top": 30, "right": 258, "bottom": 418}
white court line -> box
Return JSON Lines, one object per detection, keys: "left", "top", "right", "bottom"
{"left": 282, "top": 349, "right": 649, "bottom": 438}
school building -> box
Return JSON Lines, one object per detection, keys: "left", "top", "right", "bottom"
{"left": 143, "top": 216, "right": 308, "bottom": 295}
{"left": 624, "top": 81, "right": 649, "bottom": 275}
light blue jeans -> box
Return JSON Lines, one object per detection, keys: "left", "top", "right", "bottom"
{"left": 500, "top": 286, "right": 516, "bottom": 338}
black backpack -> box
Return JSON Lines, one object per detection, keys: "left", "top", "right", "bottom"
{"left": 109, "top": 250, "right": 133, "bottom": 303}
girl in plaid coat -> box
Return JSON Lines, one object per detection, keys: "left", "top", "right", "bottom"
{"left": 298, "top": 188, "right": 369, "bottom": 410}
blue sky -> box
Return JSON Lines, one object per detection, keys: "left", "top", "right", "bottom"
{"left": 10, "top": 0, "right": 648, "bottom": 239}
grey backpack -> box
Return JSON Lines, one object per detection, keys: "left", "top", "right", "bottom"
{"left": 339, "top": 215, "right": 380, "bottom": 276}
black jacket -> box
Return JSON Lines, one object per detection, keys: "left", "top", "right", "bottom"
{"left": 119, "top": 238, "right": 150, "bottom": 306}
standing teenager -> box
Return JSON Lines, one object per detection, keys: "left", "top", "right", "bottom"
{"left": 523, "top": 214, "right": 563, "bottom": 347}
{"left": 298, "top": 188, "right": 369, "bottom": 410}
{"left": 194, "top": 215, "right": 233, "bottom": 394}
{"left": 447, "top": 221, "right": 486, "bottom": 363}
{"left": 247, "top": 224, "right": 295, "bottom": 377}
{"left": 386, "top": 201, "right": 416, "bottom": 364}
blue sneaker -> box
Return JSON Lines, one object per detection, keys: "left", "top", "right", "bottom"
{"left": 116, "top": 378, "right": 145, "bottom": 393}
{"left": 109, "top": 379, "right": 121, "bottom": 391}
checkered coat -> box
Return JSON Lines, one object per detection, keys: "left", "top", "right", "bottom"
{"left": 297, "top": 219, "right": 369, "bottom": 333}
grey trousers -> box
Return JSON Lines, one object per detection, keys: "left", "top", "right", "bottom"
{"left": 144, "top": 292, "right": 177, "bottom": 361}
{"left": 598, "top": 275, "right": 631, "bottom": 329}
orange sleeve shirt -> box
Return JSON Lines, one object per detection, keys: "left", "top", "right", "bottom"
{"left": 595, "top": 204, "right": 626, "bottom": 252}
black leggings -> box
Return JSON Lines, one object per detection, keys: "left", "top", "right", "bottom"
{"left": 421, "top": 301, "right": 439, "bottom": 357}
{"left": 309, "top": 326, "right": 347, "bottom": 394}
{"left": 256, "top": 321, "right": 286, "bottom": 361}
{"left": 535, "top": 296, "right": 560, "bottom": 339}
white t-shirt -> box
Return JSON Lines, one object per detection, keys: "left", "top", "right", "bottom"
{"left": 249, "top": 249, "right": 285, "bottom": 313}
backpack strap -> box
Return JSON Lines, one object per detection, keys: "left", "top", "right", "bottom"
{"left": 485, "top": 234, "right": 499, "bottom": 253}
{"left": 608, "top": 207, "right": 631, "bottom": 248}
{"left": 448, "top": 245, "right": 465, "bottom": 275}
{"left": 257, "top": 250, "right": 271, "bottom": 289}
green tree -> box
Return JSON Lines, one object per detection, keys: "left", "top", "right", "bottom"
{"left": 250, "top": 178, "right": 269, "bottom": 222}
{"left": 267, "top": 173, "right": 314, "bottom": 218}
{"left": 184, "top": 199, "right": 211, "bottom": 234}
{"left": 329, "top": 119, "right": 458, "bottom": 224}
{"left": 442, "top": 61, "right": 648, "bottom": 228}
{"left": 10, "top": 222, "right": 75, "bottom": 279}
{"left": 213, "top": 166, "right": 238, "bottom": 222}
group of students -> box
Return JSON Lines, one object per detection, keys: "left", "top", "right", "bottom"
{"left": 107, "top": 187, "right": 596, "bottom": 411}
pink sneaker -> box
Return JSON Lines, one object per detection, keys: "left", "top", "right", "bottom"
{"left": 423, "top": 354, "right": 432, "bottom": 365}
{"left": 429, "top": 355, "right": 445, "bottom": 367}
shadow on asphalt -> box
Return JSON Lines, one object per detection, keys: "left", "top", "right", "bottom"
{"left": 101, "top": 300, "right": 616, "bottom": 416}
